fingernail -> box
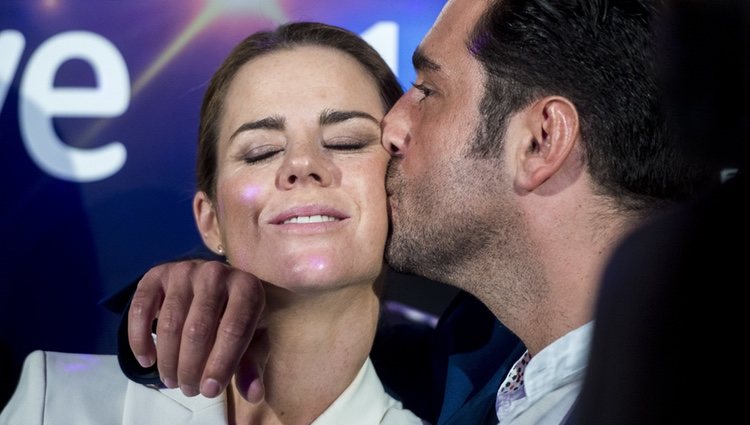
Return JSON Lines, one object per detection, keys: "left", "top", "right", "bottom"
{"left": 201, "top": 379, "right": 221, "bottom": 398}
{"left": 247, "top": 380, "right": 264, "bottom": 403}
{"left": 181, "top": 384, "right": 198, "bottom": 397}
{"left": 162, "top": 377, "right": 177, "bottom": 389}
{"left": 136, "top": 355, "right": 154, "bottom": 368}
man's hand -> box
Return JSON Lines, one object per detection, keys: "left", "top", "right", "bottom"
{"left": 127, "top": 260, "right": 266, "bottom": 400}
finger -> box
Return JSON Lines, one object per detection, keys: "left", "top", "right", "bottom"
{"left": 155, "top": 263, "right": 195, "bottom": 389}
{"left": 128, "top": 267, "right": 166, "bottom": 368}
{"left": 176, "top": 262, "right": 229, "bottom": 396}
{"left": 234, "top": 328, "right": 270, "bottom": 404}
{"left": 200, "top": 272, "right": 265, "bottom": 398}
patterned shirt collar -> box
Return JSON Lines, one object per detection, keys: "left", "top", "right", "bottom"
{"left": 495, "top": 322, "right": 594, "bottom": 424}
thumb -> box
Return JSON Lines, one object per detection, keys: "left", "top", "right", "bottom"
{"left": 234, "top": 328, "right": 270, "bottom": 403}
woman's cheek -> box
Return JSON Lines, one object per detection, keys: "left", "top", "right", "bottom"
{"left": 241, "top": 184, "right": 262, "bottom": 203}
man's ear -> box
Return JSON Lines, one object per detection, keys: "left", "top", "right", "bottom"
{"left": 514, "top": 96, "right": 579, "bottom": 191}
{"left": 193, "top": 191, "right": 223, "bottom": 256}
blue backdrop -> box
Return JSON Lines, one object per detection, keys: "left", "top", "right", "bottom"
{"left": 0, "top": 0, "right": 447, "bottom": 401}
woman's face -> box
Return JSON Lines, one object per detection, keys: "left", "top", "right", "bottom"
{"left": 195, "top": 46, "right": 390, "bottom": 293}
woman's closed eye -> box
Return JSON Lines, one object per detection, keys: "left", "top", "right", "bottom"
{"left": 324, "top": 136, "right": 376, "bottom": 152}
{"left": 242, "top": 146, "right": 283, "bottom": 164}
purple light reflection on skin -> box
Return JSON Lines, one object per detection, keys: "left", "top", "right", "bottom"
{"left": 307, "top": 256, "right": 328, "bottom": 272}
{"left": 291, "top": 256, "right": 329, "bottom": 276}
{"left": 241, "top": 185, "right": 262, "bottom": 203}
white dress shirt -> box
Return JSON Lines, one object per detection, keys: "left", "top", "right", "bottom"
{"left": 495, "top": 322, "right": 593, "bottom": 425}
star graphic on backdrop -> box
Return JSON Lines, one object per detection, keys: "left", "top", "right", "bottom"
{"left": 132, "top": 0, "right": 288, "bottom": 95}
{"left": 75, "top": 0, "right": 287, "bottom": 146}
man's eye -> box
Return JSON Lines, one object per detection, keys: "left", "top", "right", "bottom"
{"left": 411, "top": 82, "right": 434, "bottom": 102}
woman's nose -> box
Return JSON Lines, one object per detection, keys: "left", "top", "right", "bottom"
{"left": 276, "top": 143, "right": 335, "bottom": 190}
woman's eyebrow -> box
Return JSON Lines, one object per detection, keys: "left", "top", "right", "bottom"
{"left": 319, "top": 109, "right": 379, "bottom": 126}
{"left": 229, "top": 115, "right": 285, "bottom": 143}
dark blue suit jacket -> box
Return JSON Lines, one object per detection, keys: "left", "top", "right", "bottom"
{"left": 373, "top": 290, "right": 524, "bottom": 425}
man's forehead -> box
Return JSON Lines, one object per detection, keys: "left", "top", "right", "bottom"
{"left": 432, "top": 0, "right": 488, "bottom": 35}
{"left": 419, "top": 0, "right": 488, "bottom": 62}
{"left": 414, "top": 0, "right": 488, "bottom": 78}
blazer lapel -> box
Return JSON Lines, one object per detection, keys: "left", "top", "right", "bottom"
{"left": 433, "top": 292, "right": 526, "bottom": 425}
{"left": 123, "top": 380, "right": 227, "bottom": 425}
{"left": 438, "top": 337, "right": 526, "bottom": 425}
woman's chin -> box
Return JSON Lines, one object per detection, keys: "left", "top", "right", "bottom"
{"left": 265, "top": 268, "right": 373, "bottom": 295}
{"left": 247, "top": 254, "right": 382, "bottom": 294}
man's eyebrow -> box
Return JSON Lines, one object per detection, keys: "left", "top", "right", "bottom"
{"left": 412, "top": 47, "right": 441, "bottom": 73}
{"left": 319, "top": 109, "right": 379, "bottom": 126}
{"left": 228, "top": 115, "right": 285, "bottom": 143}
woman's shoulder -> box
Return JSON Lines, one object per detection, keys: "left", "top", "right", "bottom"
{"left": 28, "top": 350, "right": 127, "bottom": 390}
{"left": 36, "top": 349, "right": 121, "bottom": 372}
{"left": 0, "top": 350, "right": 129, "bottom": 425}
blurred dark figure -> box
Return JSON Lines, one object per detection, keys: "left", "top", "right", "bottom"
{"left": 573, "top": 0, "right": 749, "bottom": 423}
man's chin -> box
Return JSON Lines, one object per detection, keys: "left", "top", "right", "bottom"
{"left": 384, "top": 237, "right": 409, "bottom": 273}
{"left": 384, "top": 236, "right": 426, "bottom": 277}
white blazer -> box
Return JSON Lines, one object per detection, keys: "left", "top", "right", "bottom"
{"left": 0, "top": 351, "right": 425, "bottom": 425}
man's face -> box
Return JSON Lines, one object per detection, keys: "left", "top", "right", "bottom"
{"left": 381, "top": 0, "right": 518, "bottom": 286}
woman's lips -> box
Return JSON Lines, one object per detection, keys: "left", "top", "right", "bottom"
{"left": 270, "top": 205, "right": 349, "bottom": 225}
{"left": 281, "top": 214, "right": 340, "bottom": 224}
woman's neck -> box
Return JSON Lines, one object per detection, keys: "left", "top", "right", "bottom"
{"left": 229, "top": 281, "right": 381, "bottom": 425}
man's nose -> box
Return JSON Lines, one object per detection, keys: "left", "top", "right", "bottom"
{"left": 381, "top": 97, "right": 411, "bottom": 158}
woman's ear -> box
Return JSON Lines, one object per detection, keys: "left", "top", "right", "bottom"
{"left": 514, "top": 96, "right": 580, "bottom": 191}
{"left": 193, "top": 191, "right": 223, "bottom": 256}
